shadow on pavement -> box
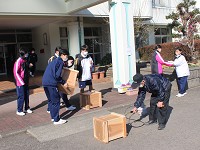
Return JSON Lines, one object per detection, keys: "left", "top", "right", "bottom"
{"left": 31, "top": 100, "right": 48, "bottom": 111}
{"left": 126, "top": 105, "right": 173, "bottom": 135}
{"left": 0, "top": 85, "right": 41, "bottom": 106}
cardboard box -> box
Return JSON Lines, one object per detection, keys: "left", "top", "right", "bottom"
{"left": 58, "top": 68, "right": 79, "bottom": 95}
{"left": 80, "top": 91, "right": 102, "bottom": 110}
{"left": 93, "top": 112, "right": 127, "bottom": 143}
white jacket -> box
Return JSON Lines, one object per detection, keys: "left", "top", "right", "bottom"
{"left": 173, "top": 54, "right": 190, "bottom": 78}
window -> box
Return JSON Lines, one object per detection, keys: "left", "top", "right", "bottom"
{"left": 17, "top": 34, "right": 32, "bottom": 42}
{"left": 59, "top": 27, "right": 68, "bottom": 49}
{"left": 84, "top": 27, "right": 102, "bottom": 65}
{"left": 154, "top": 27, "right": 171, "bottom": 44}
{"left": 152, "top": 0, "right": 169, "bottom": 7}
{"left": 0, "top": 34, "right": 16, "bottom": 43}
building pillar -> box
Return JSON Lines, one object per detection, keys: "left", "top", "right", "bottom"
{"left": 67, "top": 20, "right": 84, "bottom": 58}
{"left": 109, "top": 0, "right": 136, "bottom": 88}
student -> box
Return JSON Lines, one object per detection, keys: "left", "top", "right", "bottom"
{"left": 47, "top": 47, "right": 76, "bottom": 112}
{"left": 173, "top": 48, "right": 190, "bottom": 97}
{"left": 42, "top": 49, "right": 69, "bottom": 125}
{"left": 151, "top": 45, "right": 173, "bottom": 75}
{"left": 13, "top": 48, "right": 33, "bottom": 116}
{"left": 28, "top": 48, "right": 38, "bottom": 77}
{"left": 48, "top": 47, "right": 60, "bottom": 63}
{"left": 131, "top": 73, "right": 172, "bottom": 130}
{"left": 74, "top": 45, "right": 94, "bottom": 93}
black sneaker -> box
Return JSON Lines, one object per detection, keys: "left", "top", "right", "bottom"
{"left": 158, "top": 124, "right": 165, "bottom": 130}
{"left": 145, "top": 120, "right": 157, "bottom": 125}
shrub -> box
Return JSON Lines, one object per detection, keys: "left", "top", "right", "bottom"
{"left": 100, "top": 53, "right": 112, "bottom": 66}
{"left": 138, "top": 40, "right": 200, "bottom": 62}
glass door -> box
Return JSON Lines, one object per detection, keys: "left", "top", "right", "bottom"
{"left": 0, "top": 46, "right": 7, "bottom": 75}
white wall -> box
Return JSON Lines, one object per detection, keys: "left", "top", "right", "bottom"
{"left": 49, "top": 23, "right": 61, "bottom": 56}
{"left": 133, "top": 0, "right": 153, "bottom": 18}
{"left": 32, "top": 25, "right": 51, "bottom": 71}
{"left": 74, "top": 2, "right": 109, "bottom": 16}
{"left": 152, "top": 8, "right": 174, "bottom": 25}
{"left": 75, "top": 0, "right": 153, "bottom": 18}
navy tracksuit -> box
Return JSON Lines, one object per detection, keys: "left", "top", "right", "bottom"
{"left": 16, "top": 85, "right": 30, "bottom": 112}
{"left": 42, "top": 57, "right": 65, "bottom": 122}
{"left": 134, "top": 74, "right": 172, "bottom": 126}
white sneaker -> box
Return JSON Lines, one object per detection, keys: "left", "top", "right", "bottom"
{"left": 47, "top": 111, "right": 50, "bottom": 113}
{"left": 16, "top": 111, "right": 25, "bottom": 116}
{"left": 176, "top": 93, "right": 184, "bottom": 97}
{"left": 183, "top": 92, "right": 187, "bottom": 95}
{"left": 24, "top": 109, "right": 33, "bottom": 113}
{"left": 51, "top": 119, "right": 54, "bottom": 122}
{"left": 60, "top": 102, "right": 65, "bottom": 106}
{"left": 66, "top": 105, "right": 76, "bottom": 111}
{"left": 53, "top": 119, "right": 67, "bottom": 125}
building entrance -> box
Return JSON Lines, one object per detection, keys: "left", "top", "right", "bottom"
{"left": 0, "top": 44, "right": 17, "bottom": 76}
{"left": 0, "top": 29, "right": 32, "bottom": 76}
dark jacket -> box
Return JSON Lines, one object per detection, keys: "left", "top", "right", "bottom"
{"left": 28, "top": 53, "right": 38, "bottom": 64}
{"left": 42, "top": 57, "right": 65, "bottom": 87}
{"left": 74, "top": 53, "right": 91, "bottom": 79}
{"left": 134, "top": 74, "right": 171, "bottom": 108}
{"left": 151, "top": 50, "right": 159, "bottom": 74}
{"left": 151, "top": 50, "right": 172, "bottom": 74}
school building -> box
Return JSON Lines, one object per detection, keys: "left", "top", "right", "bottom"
{"left": 0, "top": 0, "right": 199, "bottom": 87}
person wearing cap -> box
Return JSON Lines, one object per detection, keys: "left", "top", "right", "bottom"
{"left": 131, "top": 73, "right": 172, "bottom": 130}
{"left": 42, "top": 49, "right": 69, "bottom": 125}
{"left": 151, "top": 45, "right": 173, "bottom": 75}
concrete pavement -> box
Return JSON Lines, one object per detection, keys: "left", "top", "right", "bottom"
{"left": 1, "top": 67, "right": 200, "bottom": 149}
{"left": 0, "top": 78, "right": 137, "bottom": 137}
{"left": 0, "top": 85, "right": 200, "bottom": 150}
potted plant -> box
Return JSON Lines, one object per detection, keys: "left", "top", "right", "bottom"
{"left": 92, "top": 72, "right": 99, "bottom": 80}
{"left": 99, "top": 71, "right": 105, "bottom": 79}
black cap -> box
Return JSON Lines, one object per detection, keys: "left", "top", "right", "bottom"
{"left": 131, "top": 74, "right": 143, "bottom": 89}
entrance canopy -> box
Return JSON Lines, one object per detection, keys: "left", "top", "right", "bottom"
{"left": 0, "top": 0, "right": 108, "bottom": 29}
{"left": 65, "top": 0, "right": 108, "bottom": 14}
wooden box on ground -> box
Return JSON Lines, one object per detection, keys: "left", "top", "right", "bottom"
{"left": 93, "top": 112, "right": 127, "bottom": 143}
{"left": 58, "top": 68, "right": 79, "bottom": 95}
{"left": 80, "top": 91, "right": 102, "bottom": 110}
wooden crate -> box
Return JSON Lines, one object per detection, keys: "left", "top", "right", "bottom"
{"left": 80, "top": 91, "right": 102, "bottom": 110}
{"left": 58, "top": 68, "right": 79, "bottom": 95}
{"left": 93, "top": 112, "right": 127, "bottom": 143}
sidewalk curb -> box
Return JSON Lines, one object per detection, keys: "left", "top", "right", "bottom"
{"left": 3, "top": 84, "right": 197, "bottom": 139}
{"left": 0, "top": 128, "right": 27, "bottom": 139}
{"left": 0, "top": 101, "right": 134, "bottom": 139}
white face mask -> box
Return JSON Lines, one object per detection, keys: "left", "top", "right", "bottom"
{"left": 25, "top": 54, "right": 29, "bottom": 58}
{"left": 83, "top": 51, "right": 88, "bottom": 56}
